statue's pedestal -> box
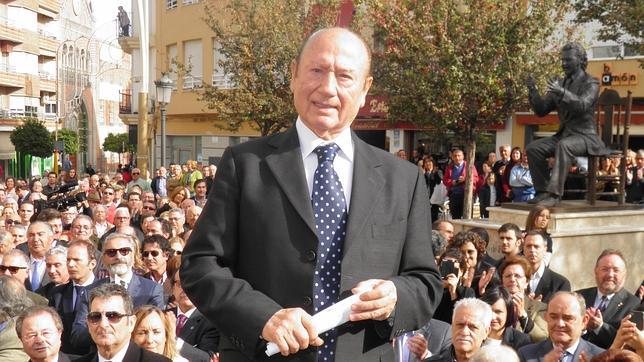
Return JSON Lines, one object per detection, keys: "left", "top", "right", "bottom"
{"left": 451, "top": 201, "right": 644, "bottom": 292}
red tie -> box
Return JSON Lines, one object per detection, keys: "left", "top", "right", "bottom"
{"left": 176, "top": 314, "right": 188, "bottom": 336}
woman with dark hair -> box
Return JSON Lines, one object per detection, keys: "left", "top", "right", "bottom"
{"left": 433, "top": 248, "right": 475, "bottom": 323}
{"left": 451, "top": 231, "right": 497, "bottom": 297}
{"left": 501, "top": 147, "right": 522, "bottom": 202}
{"left": 524, "top": 205, "right": 553, "bottom": 263}
{"left": 480, "top": 285, "right": 531, "bottom": 350}
{"left": 423, "top": 156, "right": 443, "bottom": 221}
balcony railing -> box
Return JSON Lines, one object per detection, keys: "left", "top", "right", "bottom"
{"left": 0, "top": 15, "right": 24, "bottom": 43}
{"left": 0, "top": 63, "right": 24, "bottom": 88}
{"left": 183, "top": 0, "right": 201, "bottom": 5}
{"left": 212, "top": 74, "right": 234, "bottom": 89}
{"left": 39, "top": 71, "right": 55, "bottom": 80}
{"left": 0, "top": 108, "right": 56, "bottom": 120}
{"left": 183, "top": 75, "right": 203, "bottom": 90}
{"left": 120, "top": 91, "right": 132, "bottom": 114}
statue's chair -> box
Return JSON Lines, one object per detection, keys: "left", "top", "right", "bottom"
{"left": 585, "top": 90, "right": 633, "bottom": 205}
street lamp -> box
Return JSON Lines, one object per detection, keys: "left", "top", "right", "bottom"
{"left": 154, "top": 73, "right": 173, "bottom": 167}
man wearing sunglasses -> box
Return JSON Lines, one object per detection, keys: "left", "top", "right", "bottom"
{"left": 71, "top": 233, "right": 163, "bottom": 351}
{"left": 74, "top": 283, "right": 171, "bottom": 362}
{"left": 126, "top": 167, "right": 152, "bottom": 195}
{"left": 0, "top": 249, "right": 48, "bottom": 306}
{"left": 142, "top": 235, "right": 172, "bottom": 303}
{"left": 101, "top": 186, "right": 117, "bottom": 224}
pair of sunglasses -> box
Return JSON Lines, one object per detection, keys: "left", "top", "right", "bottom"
{"left": 0, "top": 265, "right": 28, "bottom": 274}
{"left": 142, "top": 250, "right": 162, "bottom": 258}
{"left": 87, "top": 311, "right": 130, "bottom": 324}
{"left": 104, "top": 248, "right": 132, "bottom": 258}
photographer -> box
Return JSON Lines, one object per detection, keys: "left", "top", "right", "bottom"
{"left": 433, "top": 248, "right": 475, "bottom": 324}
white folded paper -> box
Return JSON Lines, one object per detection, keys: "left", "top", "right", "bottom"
{"left": 265, "top": 293, "right": 362, "bottom": 357}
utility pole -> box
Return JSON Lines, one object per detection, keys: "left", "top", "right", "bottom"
{"left": 136, "top": 0, "right": 150, "bottom": 177}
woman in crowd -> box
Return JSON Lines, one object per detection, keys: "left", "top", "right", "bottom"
{"left": 498, "top": 255, "right": 548, "bottom": 342}
{"left": 509, "top": 153, "right": 535, "bottom": 202}
{"left": 480, "top": 285, "right": 531, "bottom": 350}
{"left": 450, "top": 231, "right": 496, "bottom": 297}
{"left": 169, "top": 187, "right": 190, "bottom": 209}
{"left": 64, "top": 168, "right": 79, "bottom": 184}
{"left": 524, "top": 205, "right": 553, "bottom": 264}
{"left": 4, "top": 177, "right": 16, "bottom": 198}
{"left": 423, "top": 156, "right": 443, "bottom": 222}
{"left": 132, "top": 305, "right": 188, "bottom": 361}
{"left": 181, "top": 160, "right": 203, "bottom": 195}
{"left": 479, "top": 173, "right": 498, "bottom": 218}
{"left": 597, "top": 157, "right": 620, "bottom": 201}
{"left": 501, "top": 147, "right": 522, "bottom": 202}
{"left": 433, "top": 248, "right": 475, "bottom": 323}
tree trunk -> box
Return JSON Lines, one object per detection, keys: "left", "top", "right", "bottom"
{"left": 463, "top": 136, "right": 476, "bottom": 219}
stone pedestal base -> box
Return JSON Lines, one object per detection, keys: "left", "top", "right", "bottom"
{"left": 451, "top": 201, "right": 644, "bottom": 292}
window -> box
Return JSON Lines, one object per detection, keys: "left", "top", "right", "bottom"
{"left": 166, "top": 0, "right": 177, "bottom": 10}
{"left": 212, "top": 40, "right": 234, "bottom": 89}
{"left": 182, "top": 0, "right": 200, "bottom": 4}
{"left": 167, "top": 44, "right": 178, "bottom": 90}
{"left": 592, "top": 45, "right": 620, "bottom": 59}
{"left": 624, "top": 43, "right": 642, "bottom": 57}
{"left": 183, "top": 40, "right": 203, "bottom": 90}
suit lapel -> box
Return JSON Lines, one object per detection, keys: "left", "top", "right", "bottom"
{"left": 603, "top": 289, "right": 627, "bottom": 319}
{"left": 535, "top": 267, "right": 552, "bottom": 296}
{"left": 344, "top": 134, "right": 384, "bottom": 254}
{"left": 538, "top": 340, "right": 554, "bottom": 360}
{"left": 180, "top": 310, "right": 201, "bottom": 340}
{"left": 265, "top": 128, "right": 317, "bottom": 236}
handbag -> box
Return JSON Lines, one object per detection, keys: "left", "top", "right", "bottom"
{"left": 430, "top": 181, "right": 448, "bottom": 205}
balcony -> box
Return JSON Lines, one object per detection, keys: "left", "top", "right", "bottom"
{"left": 182, "top": 75, "right": 203, "bottom": 90}
{"left": 0, "top": 16, "right": 24, "bottom": 44}
{"left": 119, "top": 91, "right": 132, "bottom": 114}
{"left": 38, "top": 29, "right": 59, "bottom": 55}
{"left": 0, "top": 64, "right": 24, "bottom": 88}
{"left": 39, "top": 71, "right": 55, "bottom": 92}
{"left": 212, "top": 73, "right": 234, "bottom": 89}
{"left": 38, "top": 0, "right": 61, "bottom": 19}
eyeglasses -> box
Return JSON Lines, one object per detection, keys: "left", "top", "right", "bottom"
{"left": 87, "top": 311, "right": 130, "bottom": 324}
{"left": 0, "top": 265, "right": 28, "bottom": 274}
{"left": 142, "top": 250, "right": 161, "bottom": 258}
{"left": 5, "top": 220, "right": 20, "bottom": 225}
{"left": 104, "top": 192, "right": 114, "bottom": 195}
{"left": 104, "top": 248, "right": 132, "bottom": 257}
{"left": 132, "top": 172, "right": 140, "bottom": 175}
{"left": 143, "top": 206, "right": 156, "bottom": 211}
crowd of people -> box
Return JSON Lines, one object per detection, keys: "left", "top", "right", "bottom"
{"left": 400, "top": 145, "right": 644, "bottom": 220}
{"left": 0, "top": 159, "right": 219, "bottom": 361}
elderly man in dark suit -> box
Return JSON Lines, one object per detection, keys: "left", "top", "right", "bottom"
{"left": 518, "top": 292, "right": 604, "bottom": 362}
{"left": 526, "top": 43, "right": 607, "bottom": 207}
{"left": 181, "top": 27, "right": 443, "bottom": 362}
{"left": 576, "top": 249, "right": 640, "bottom": 349}
{"left": 16, "top": 305, "right": 74, "bottom": 362}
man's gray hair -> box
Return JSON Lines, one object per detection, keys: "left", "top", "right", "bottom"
{"left": 0, "top": 275, "right": 34, "bottom": 322}
{"left": 72, "top": 214, "right": 94, "bottom": 227}
{"left": 3, "top": 249, "right": 30, "bottom": 269}
{"left": 453, "top": 298, "right": 493, "bottom": 329}
{"left": 45, "top": 245, "right": 68, "bottom": 259}
{"left": 114, "top": 207, "right": 130, "bottom": 217}
{"left": 27, "top": 221, "right": 53, "bottom": 236}
{"left": 9, "top": 224, "right": 26, "bottom": 234}
{"left": 103, "top": 232, "right": 137, "bottom": 250}
{"left": 169, "top": 207, "right": 185, "bottom": 218}
{"left": 471, "top": 344, "right": 519, "bottom": 362}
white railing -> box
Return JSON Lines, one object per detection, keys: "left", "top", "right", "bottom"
{"left": 212, "top": 74, "right": 234, "bottom": 89}
{"left": 183, "top": 75, "right": 203, "bottom": 90}
{"left": 37, "top": 28, "right": 58, "bottom": 39}
{"left": 0, "top": 63, "right": 18, "bottom": 74}
{"left": 39, "top": 71, "right": 55, "bottom": 80}
{"left": 0, "top": 15, "right": 18, "bottom": 28}
{"left": 182, "top": 0, "right": 201, "bottom": 5}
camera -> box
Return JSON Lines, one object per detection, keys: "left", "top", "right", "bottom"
{"left": 36, "top": 180, "right": 87, "bottom": 212}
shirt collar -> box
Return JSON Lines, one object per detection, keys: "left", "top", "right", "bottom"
{"left": 296, "top": 117, "right": 354, "bottom": 163}
{"left": 178, "top": 306, "right": 197, "bottom": 319}
{"left": 112, "top": 271, "right": 134, "bottom": 286}
{"left": 74, "top": 273, "right": 95, "bottom": 287}
{"left": 98, "top": 340, "right": 130, "bottom": 362}
{"left": 532, "top": 262, "right": 546, "bottom": 280}
{"left": 554, "top": 338, "right": 581, "bottom": 357}
{"left": 597, "top": 288, "right": 616, "bottom": 301}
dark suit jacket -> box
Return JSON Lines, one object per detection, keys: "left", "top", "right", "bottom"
{"left": 423, "top": 345, "right": 456, "bottom": 362}
{"left": 419, "top": 319, "right": 451, "bottom": 357}
{"left": 181, "top": 127, "right": 443, "bottom": 361}
{"left": 70, "top": 274, "right": 164, "bottom": 350}
{"left": 518, "top": 338, "right": 604, "bottom": 362}
{"left": 530, "top": 266, "right": 571, "bottom": 303}
{"left": 176, "top": 309, "right": 220, "bottom": 362}
{"left": 501, "top": 327, "right": 532, "bottom": 351}
{"left": 50, "top": 282, "right": 90, "bottom": 355}
{"left": 71, "top": 341, "right": 171, "bottom": 362}
{"left": 577, "top": 287, "right": 641, "bottom": 349}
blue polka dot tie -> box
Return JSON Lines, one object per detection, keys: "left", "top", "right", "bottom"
{"left": 311, "top": 143, "right": 347, "bottom": 362}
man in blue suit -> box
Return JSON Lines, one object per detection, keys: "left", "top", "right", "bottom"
{"left": 70, "top": 233, "right": 163, "bottom": 350}
{"left": 518, "top": 292, "right": 604, "bottom": 362}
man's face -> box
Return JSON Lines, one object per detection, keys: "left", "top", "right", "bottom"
{"left": 195, "top": 182, "right": 207, "bottom": 197}
{"left": 594, "top": 254, "right": 627, "bottom": 295}
{"left": 159, "top": 167, "right": 167, "bottom": 177}
{"left": 501, "top": 264, "right": 528, "bottom": 295}
{"left": 172, "top": 271, "right": 195, "bottom": 312}
{"left": 67, "top": 244, "right": 96, "bottom": 284}
{"left": 102, "top": 188, "right": 115, "bottom": 204}
{"left": 561, "top": 49, "right": 581, "bottom": 78}
{"left": 500, "top": 146, "right": 510, "bottom": 160}
{"left": 168, "top": 212, "right": 184, "bottom": 230}
{"left": 141, "top": 203, "right": 156, "bottom": 218}
{"left": 290, "top": 29, "right": 372, "bottom": 140}
{"left": 94, "top": 207, "right": 107, "bottom": 222}
{"left": 19, "top": 204, "right": 34, "bottom": 223}
{"left": 131, "top": 169, "right": 141, "bottom": 180}
{"left": 47, "top": 218, "right": 63, "bottom": 239}
{"left": 61, "top": 209, "right": 77, "bottom": 225}
{"left": 113, "top": 212, "right": 130, "bottom": 228}
{"left": 487, "top": 152, "right": 496, "bottom": 164}
{"left": 27, "top": 224, "right": 53, "bottom": 258}
{"left": 438, "top": 222, "right": 454, "bottom": 243}
{"left": 451, "top": 306, "right": 489, "bottom": 356}
{"left": 499, "top": 230, "right": 521, "bottom": 256}
{"left": 546, "top": 294, "right": 588, "bottom": 349}
{"left": 71, "top": 218, "right": 93, "bottom": 241}
{"left": 142, "top": 192, "right": 155, "bottom": 204}
{"left": 46, "top": 253, "right": 69, "bottom": 284}
{"left": 87, "top": 296, "right": 135, "bottom": 351}
{"left": 103, "top": 237, "right": 134, "bottom": 277}
{"left": 146, "top": 220, "right": 163, "bottom": 237}
{"left": 452, "top": 151, "right": 464, "bottom": 165}
{"left": 523, "top": 234, "right": 545, "bottom": 268}
{"left": 0, "top": 255, "right": 29, "bottom": 283}
{"left": 127, "top": 195, "right": 142, "bottom": 212}
{"left": 19, "top": 313, "right": 62, "bottom": 361}
{"left": 10, "top": 226, "right": 26, "bottom": 244}
{"left": 47, "top": 174, "right": 58, "bottom": 186}
{"left": 142, "top": 242, "right": 167, "bottom": 274}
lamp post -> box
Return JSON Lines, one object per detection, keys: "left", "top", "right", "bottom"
{"left": 154, "top": 73, "right": 173, "bottom": 167}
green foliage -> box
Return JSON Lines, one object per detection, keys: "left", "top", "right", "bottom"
{"left": 10, "top": 119, "right": 53, "bottom": 158}
{"left": 51, "top": 128, "right": 79, "bottom": 154}
{"left": 197, "top": 0, "right": 342, "bottom": 136}
{"left": 102, "top": 133, "right": 131, "bottom": 154}
{"left": 573, "top": 0, "right": 643, "bottom": 54}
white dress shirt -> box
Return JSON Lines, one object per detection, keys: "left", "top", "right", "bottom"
{"left": 112, "top": 271, "right": 134, "bottom": 289}
{"left": 296, "top": 118, "right": 354, "bottom": 210}
{"left": 529, "top": 262, "right": 546, "bottom": 293}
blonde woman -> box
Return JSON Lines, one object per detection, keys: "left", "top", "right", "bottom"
{"left": 132, "top": 305, "right": 188, "bottom": 362}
